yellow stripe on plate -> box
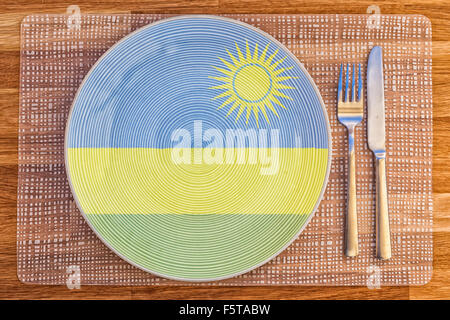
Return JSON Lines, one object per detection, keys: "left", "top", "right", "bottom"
{"left": 67, "top": 148, "right": 328, "bottom": 215}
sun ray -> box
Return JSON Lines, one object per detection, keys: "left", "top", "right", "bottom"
{"left": 245, "top": 40, "right": 252, "bottom": 61}
{"left": 270, "top": 95, "right": 288, "bottom": 108}
{"left": 268, "top": 56, "right": 287, "bottom": 71}
{"left": 265, "top": 49, "right": 279, "bottom": 65}
{"left": 274, "top": 76, "right": 297, "bottom": 83}
{"left": 259, "top": 43, "right": 270, "bottom": 62}
{"left": 235, "top": 42, "right": 244, "bottom": 62}
{"left": 218, "top": 56, "right": 235, "bottom": 70}
{"left": 253, "top": 43, "right": 259, "bottom": 61}
{"left": 212, "top": 66, "right": 233, "bottom": 77}
{"left": 259, "top": 103, "right": 270, "bottom": 123}
{"left": 226, "top": 101, "right": 240, "bottom": 115}
{"left": 209, "top": 83, "right": 230, "bottom": 90}
{"left": 218, "top": 96, "right": 235, "bottom": 110}
{"left": 208, "top": 76, "right": 231, "bottom": 83}
{"left": 266, "top": 100, "right": 279, "bottom": 117}
{"left": 245, "top": 103, "right": 252, "bottom": 124}
{"left": 212, "top": 90, "right": 232, "bottom": 100}
{"left": 274, "top": 83, "right": 296, "bottom": 90}
{"left": 273, "top": 90, "right": 293, "bottom": 101}
{"left": 252, "top": 104, "right": 259, "bottom": 126}
{"left": 235, "top": 103, "right": 246, "bottom": 121}
{"left": 273, "top": 66, "right": 293, "bottom": 75}
{"left": 209, "top": 41, "right": 297, "bottom": 124}
{"left": 226, "top": 49, "right": 239, "bottom": 66}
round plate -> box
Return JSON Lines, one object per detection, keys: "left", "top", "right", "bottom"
{"left": 65, "top": 15, "right": 331, "bottom": 281}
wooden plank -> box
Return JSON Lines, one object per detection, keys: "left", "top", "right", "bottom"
{"left": 409, "top": 233, "right": 450, "bottom": 299}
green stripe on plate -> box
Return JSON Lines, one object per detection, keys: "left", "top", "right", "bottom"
{"left": 86, "top": 213, "right": 310, "bottom": 280}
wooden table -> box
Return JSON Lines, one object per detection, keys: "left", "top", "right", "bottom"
{"left": 1, "top": 0, "right": 449, "bottom": 300}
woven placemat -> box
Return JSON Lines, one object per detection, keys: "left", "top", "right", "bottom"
{"left": 17, "top": 14, "right": 432, "bottom": 286}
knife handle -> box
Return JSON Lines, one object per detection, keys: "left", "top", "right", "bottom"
{"left": 345, "top": 129, "right": 358, "bottom": 257}
{"left": 375, "top": 156, "right": 391, "bottom": 260}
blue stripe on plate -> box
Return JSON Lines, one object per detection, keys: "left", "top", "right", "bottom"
{"left": 67, "top": 17, "right": 328, "bottom": 149}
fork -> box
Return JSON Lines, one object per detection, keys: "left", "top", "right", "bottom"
{"left": 337, "top": 63, "right": 363, "bottom": 257}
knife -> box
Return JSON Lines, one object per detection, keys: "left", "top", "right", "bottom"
{"left": 367, "top": 46, "right": 391, "bottom": 260}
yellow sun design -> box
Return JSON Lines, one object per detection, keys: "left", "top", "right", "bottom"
{"left": 209, "top": 41, "right": 297, "bottom": 125}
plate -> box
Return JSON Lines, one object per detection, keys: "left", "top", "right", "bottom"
{"left": 65, "top": 15, "right": 331, "bottom": 281}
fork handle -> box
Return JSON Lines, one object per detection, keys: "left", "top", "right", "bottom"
{"left": 345, "top": 129, "right": 358, "bottom": 257}
{"left": 375, "top": 156, "right": 391, "bottom": 260}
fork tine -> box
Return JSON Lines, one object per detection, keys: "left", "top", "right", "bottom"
{"left": 357, "top": 63, "right": 362, "bottom": 101}
{"left": 344, "top": 63, "right": 349, "bottom": 102}
{"left": 338, "top": 63, "right": 343, "bottom": 102}
{"left": 351, "top": 63, "right": 356, "bottom": 102}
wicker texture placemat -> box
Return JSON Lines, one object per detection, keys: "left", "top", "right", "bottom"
{"left": 18, "top": 14, "right": 432, "bottom": 286}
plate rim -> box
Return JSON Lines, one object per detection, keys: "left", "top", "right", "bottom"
{"left": 64, "top": 14, "right": 332, "bottom": 282}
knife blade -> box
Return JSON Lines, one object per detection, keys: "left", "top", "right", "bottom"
{"left": 367, "top": 46, "right": 386, "bottom": 154}
{"left": 367, "top": 46, "right": 392, "bottom": 260}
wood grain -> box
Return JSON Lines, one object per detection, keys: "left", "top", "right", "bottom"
{"left": 0, "top": 0, "right": 449, "bottom": 300}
